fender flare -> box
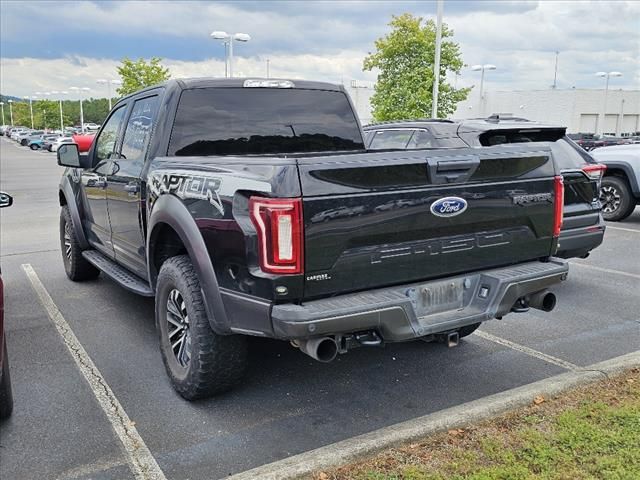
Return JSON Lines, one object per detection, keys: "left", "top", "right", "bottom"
{"left": 59, "top": 177, "right": 89, "bottom": 249}
{"left": 147, "top": 194, "right": 230, "bottom": 334}
{"left": 602, "top": 161, "right": 640, "bottom": 196}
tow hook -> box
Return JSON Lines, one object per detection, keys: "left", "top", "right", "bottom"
{"left": 355, "top": 331, "right": 382, "bottom": 347}
{"left": 511, "top": 297, "right": 530, "bottom": 313}
{"left": 436, "top": 331, "right": 459, "bottom": 348}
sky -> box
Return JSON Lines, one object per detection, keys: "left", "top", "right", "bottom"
{"left": 0, "top": 0, "right": 638, "bottom": 100}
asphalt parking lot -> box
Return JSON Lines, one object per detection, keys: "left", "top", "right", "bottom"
{"left": 0, "top": 136, "right": 638, "bottom": 480}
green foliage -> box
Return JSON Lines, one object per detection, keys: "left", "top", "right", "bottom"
{"left": 4, "top": 97, "right": 111, "bottom": 129}
{"left": 116, "top": 57, "right": 171, "bottom": 96}
{"left": 363, "top": 13, "right": 471, "bottom": 121}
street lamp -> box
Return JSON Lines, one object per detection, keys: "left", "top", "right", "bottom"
{"left": 471, "top": 64, "right": 496, "bottom": 116}
{"left": 7, "top": 100, "right": 14, "bottom": 126}
{"left": 210, "top": 31, "right": 251, "bottom": 78}
{"left": 26, "top": 94, "right": 39, "bottom": 129}
{"left": 96, "top": 79, "right": 122, "bottom": 110}
{"left": 51, "top": 91, "right": 68, "bottom": 132}
{"left": 69, "top": 87, "right": 91, "bottom": 133}
{"left": 0, "top": 102, "right": 5, "bottom": 126}
{"left": 595, "top": 71, "right": 623, "bottom": 136}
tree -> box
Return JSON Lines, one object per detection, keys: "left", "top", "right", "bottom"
{"left": 363, "top": 13, "right": 471, "bottom": 121}
{"left": 116, "top": 57, "right": 171, "bottom": 96}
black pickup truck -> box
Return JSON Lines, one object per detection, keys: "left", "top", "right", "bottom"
{"left": 57, "top": 78, "right": 568, "bottom": 400}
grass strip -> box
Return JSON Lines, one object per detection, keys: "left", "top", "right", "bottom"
{"left": 313, "top": 368, "right": 640, "bottom": 480}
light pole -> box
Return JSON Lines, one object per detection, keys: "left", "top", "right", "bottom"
{"left": 595, "top": 71, "right": 622, "bottom": 136}
{"left": 69, "top": 87, "right": 91, "bottom": 133}
{"left": 266, "top": 58, "right": 270, "bottom": 79}
{"left": 96, "top": 79, "right": 122, "bottom": 110}
{"left": 431, "top": 0, "right": 444, "bottom": 118}
{"left": 0, "top": 102, "right": 5, "bottom": 126}
{"left": 26, "top": 94, "right": 38, "bottom": 129}
{"left": 51, "top": 91, "right": 68, "bottom": 132}
{"left": 552, "top": 51, "right": 559, "bottom": 89}
{"left": 8, "top": 100, "right": 14, "bottom": 126}
{"left": 471, "top": 64, "right": 496, "bottom": 116}
{"left": 210, "top": 31, "right": 251, "bottom": 77}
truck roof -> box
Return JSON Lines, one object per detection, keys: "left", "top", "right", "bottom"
{"left": 115, "top": 77, "right": 345, "bottom": 105}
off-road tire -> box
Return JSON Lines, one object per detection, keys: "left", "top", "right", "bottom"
{"left": 458, "top": 322, "right": 481, "bottom": 338}
{"left": 600, "top": 176, "right": 635, "bottom": 221}
{"left": 156, "top": 255, "right": 248, "bottom": 400}
{"left": 0, "top": 340, "right": 14, "bottom": 419}
{"left": 60, "top": 206, "right": 100, "bottom": 281}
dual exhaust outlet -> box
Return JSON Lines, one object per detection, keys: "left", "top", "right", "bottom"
{"left": 296, "top": 289, "right": 557, "bottom": 363}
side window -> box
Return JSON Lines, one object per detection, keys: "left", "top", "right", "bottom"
{"left": 368, "top": 130, "right": 414, "bottom": 150}
{"left": 95, "top": 106, "right": 126, "bottom": 162}
{"left": 407, "top": 130, "right": 435, "bottom": 149}
{"left": 120, "top": 96, "right": 159, "bottom": 164}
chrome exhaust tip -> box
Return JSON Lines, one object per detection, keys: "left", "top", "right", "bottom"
{"left": 296, "top": 337, "right": 338, "bottom": 363}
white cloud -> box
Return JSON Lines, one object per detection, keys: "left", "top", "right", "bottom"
{"left": 0, "top": 51, "right": 376, "bottom": 99}
{"left": 1, "top": 1, "right": 638, "bottom": 98}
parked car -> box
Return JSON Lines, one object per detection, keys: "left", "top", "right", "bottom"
{"left": 48, "top": 136, "right": 74, "bottom": 152}
{"left": 0, "top": 192, "right": 14, "bottom": 419}
{"left": 10, "top": 128, "right": 29, "bottom": 141}
{"left": 567, "top": 133, "right": 599, "bottom": 151}
{"left": 364, "top": 116, "right": 606, "bottom": 260}
{"left": 28, "top": 135, "right": 58, "bottom": 150}
{"left": 19, "top": 130, "right": 45, "bottom": 146}
{"left": 84, "top": 123, "right": 101, "bottom": 132}
{"left": 72, "top": 133, "right": 95, "bottom": 152}
{"left": 591, "top": 144, "right": 640, "bottom": 221}
{"left": 56, "top": 78, "right": 568, "bottom": 400}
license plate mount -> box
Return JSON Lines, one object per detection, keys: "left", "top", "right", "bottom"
{"left": 406, "top": 278, "right": 465, "bottom": 318}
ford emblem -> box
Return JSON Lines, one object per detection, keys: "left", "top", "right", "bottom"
{"left": 430, "top": 197, "right": 468, "bottom": 218}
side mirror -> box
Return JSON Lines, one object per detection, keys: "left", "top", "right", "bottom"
{"left": 57, "top": 143, "right": 81, "bottom": 167}
{"left": 57, "top": 143, "right": 91, "bottom": 169}
{"left": 0, "top": 192, "right": 13, "bottom": 208}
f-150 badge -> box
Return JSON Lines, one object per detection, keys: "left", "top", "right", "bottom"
{"left": 430, "top": 197, "right": 467, "bottom": 218}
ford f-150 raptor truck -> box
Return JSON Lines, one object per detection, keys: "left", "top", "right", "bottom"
{"left": 56, "top": 78, "right": 568, "bottom": 400}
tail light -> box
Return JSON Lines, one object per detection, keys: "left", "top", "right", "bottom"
{"left": 249, "top": 197, "right": 304, "bottom": 274}
{"left": 553, "top": 175, "right": 564, "bottom": 238}
{"left": 582, "top": 164, "right": 606, "bottom": 180}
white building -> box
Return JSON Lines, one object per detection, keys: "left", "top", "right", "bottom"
{"left": 453, "top": 88, "right": 639, "bottom": 136}
{"left": 347, "top": 83, "right": 640, "bottom": 136}
{"left": 345, "top": 81, "right": 375, "bottom": 125}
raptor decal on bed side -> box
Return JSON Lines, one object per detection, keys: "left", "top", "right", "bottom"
{"left": 148, "top": 170, "right": 225, "bottom": 216}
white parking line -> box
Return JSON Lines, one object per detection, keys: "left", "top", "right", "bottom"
{"left": 570, "top": 262, "right": 640, "bottom": 280}
{"left": 606, "top": 225, "right": 640, "bottom": 234}
{"left": 22, "top": 264, "right": 166, "bottom": 480}
{"left": 473, "top": 330, "right": 581, "bottom": 371}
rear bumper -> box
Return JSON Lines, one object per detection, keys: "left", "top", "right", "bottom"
{"left": 271, "top": 259, "right": 569, "bottom": 342}
{"left": 556, "top": 217, "right": 605, "bottom": 259}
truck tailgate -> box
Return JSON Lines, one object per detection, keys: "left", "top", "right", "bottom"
{"left": 298, "top": 145, "right": 558, "bottom": 298}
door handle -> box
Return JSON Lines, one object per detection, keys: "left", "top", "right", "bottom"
{"left": 124, "top": 183, "right": 140, "bottom": 193}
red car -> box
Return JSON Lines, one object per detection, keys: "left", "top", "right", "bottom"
{"left": 0, "top": 192, "right": 14, "bottom": 419}
{"left": 72, "top": 133, "right": 96, "bottom": 153}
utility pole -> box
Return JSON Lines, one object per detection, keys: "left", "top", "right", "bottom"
{"left": 8, "top": 100, "right": 14, "bottom": 126}
{"left": 266, "top": 58, "right": 270, "bottom": 78}
{"left": 0, "top": 102, "right": 5, "bottom": 125}
{"left": 431, "top": 0, "right": 444, "bottom": 118}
